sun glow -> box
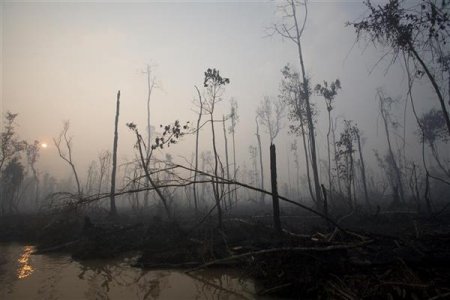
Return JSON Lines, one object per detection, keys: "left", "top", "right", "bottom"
{"left": 40, "top": 142, "right": 48, "bottom": 149}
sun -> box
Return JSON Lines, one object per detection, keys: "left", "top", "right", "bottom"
{"left": 40, "top": 143, "right": 48, "bottom": 149}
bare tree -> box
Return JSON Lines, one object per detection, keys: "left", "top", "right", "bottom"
{"left": 85, "top": 161, "right": 98, "bottom": 196}
{"left": 201, "top": 68, "right": 230, "bottom": 229}
{"left": 378, "top": 89, "right": 406, "bottom": 204}
{"left": 110, "top": 90, "right": 121, "bottom": 217}
{"left": 193, "top": 86, "right": 203, "bottom": 212}
{"left": 290, "top": 141, "right": 301, "bottom": 199}
{"left": 143, "top": 64, "right": 158, "bottom": 154}
{"left": 249, "top": 145, "right": 259, "bottom": 201}
{"left": 255, "top": 116, "right": 265, "bottom": 205}
{"left": 353, "top": 126, "right": 370, "bottom": 206}
{"left": 98, "top": 150, "right": 112, "bottom": 198}
{"left": 143, "top": 65, "right": 158, "bottom": 210}
{"left": 200, "top": 150, "right": 212, "bottom": 204}
{"left": 53, "top": 121, "right": 82, "bottom": 197}
{"left": 256, "top": 96, "right": 285, "bottom": 144}
{"left": 271, "top": 0, "right": 323, "bottom": 208}
{"left": 228, "top": 98, "right": 239, "bottom": 205}
{"left": 127, "top": 120, "right": 188, "bottom": 220}
{"left": 315, "top": 80, "right": 341, "bottom": 201}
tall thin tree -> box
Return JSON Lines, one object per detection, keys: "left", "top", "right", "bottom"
{"left": 110, "top": 90, "right": 120, "bottom": 217}
{"left": 315, "top": 79, "right": 341, "bottom": 201}
{"left": 228, "top": 98, "right": 239, "bottom": 205}
{"left": 272, "top": 0, "right": 323, "bottom": 208}
{"left": 378, "top": 89, "right": 405, "bottom": 204}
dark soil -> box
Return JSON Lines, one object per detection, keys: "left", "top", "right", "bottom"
{"left": 1, "top": 207, "right": 450, "bottom": 299}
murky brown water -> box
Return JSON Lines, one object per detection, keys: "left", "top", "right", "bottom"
{"left": 0, "top": 243, "right": 257, "bottom": 299}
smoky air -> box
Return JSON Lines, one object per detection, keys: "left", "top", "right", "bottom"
{"left": 1, "top": 1, "right": 449, "bottom": 299}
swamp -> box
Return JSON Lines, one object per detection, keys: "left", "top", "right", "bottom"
{"left": 1, "top": 0, "right": 450, "bottom": 299}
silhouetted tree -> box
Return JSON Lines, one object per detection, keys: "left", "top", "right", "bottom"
{"left": 202, "top": 68, "right": 230, "bottom": 229}
{"left": 249, "top": 145, "right": 259, "bottom": 201}
{"left": 98, "top": 150, "right": 112, "bottom": 198}
{"left": 272, "top": 0, "right": 323, "bottom": 208}
{"left": 228, "top": 98, "right": 239, "bottom": 205}
{"left": 110, "top": 90, "right": 121, "bottom": 218}
{"left": 315, "top": 79, "right": 341, "bottom": 201}
{"left": 336, "top": 120, "right": 356, "bottom": 209}
{"left": 280, "top": 65, "right": 316, "bottom": 202}
{"left": 256, "top": 96, "right": 285, "bottom": 144}
{"left": 193, "top": 86, "right": 203, "bottom": 213}
{"left": 26, "top": 140, "right": 40, "bottom": 209}
{"left": 222, "top": 115, "right": 231, "bottom": 209}
{"left": 419, "top": 108, "right": 450, "bottom": 178}
{"left": 85, "top": 160, "right": 98, "bottom": 196}
{"left": 255, "top": 116, "right": 265, "bottom": 205}
{"left": 290, "top": 141, "right": 301, "bottom": 198}
{"left": 143, "top": 65, "right": 158, "bottom": 210}
{"left": 378, "top": 89, "right": 406, "bottom": 204}
{"left": 53, "top": 121, "right": 82, "bottom": 197}
{"left": 353, "top": 125, "right": 370, "bottom": 206}
{"left": 0, "top": 112, "right": 26, "bottom": 173}
{"left": 350, "top": 0, "right": 450, "bottom": 135}
{"left": 127, "top": 120, "right": 188, "bottom": 220}
{"left": 1, "top": 158, "right": 24, "bottom": 214}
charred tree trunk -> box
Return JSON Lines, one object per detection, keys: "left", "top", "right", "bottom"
{"left": 270, "top": 144, "right": 281, "bottom": 234}
{"left": 256, "top": 117, "right": 265, "bottom": 206}
{"left": 321, "top": 184, "right": 330, "bottom": 230}
{"left": 326, "top": 107, "right": 333, "bottom": 204}
{"left": 355, "top": 130, "right": 369, "bottom": 206}
{"left": 110, "top": 90, "right": 120, "bottom": 218}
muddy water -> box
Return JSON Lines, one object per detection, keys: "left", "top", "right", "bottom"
{"left": 0, "top": 243, "right": 257, "bottom": 299}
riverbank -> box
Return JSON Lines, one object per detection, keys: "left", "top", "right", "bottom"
{"left": 1, "top": 208, "right": 450, "bottom": 298}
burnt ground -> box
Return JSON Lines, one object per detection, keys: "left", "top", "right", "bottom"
{"left": 1, "top": 206, "right": 450, "bottom": 299}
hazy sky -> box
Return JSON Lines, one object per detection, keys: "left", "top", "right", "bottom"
{"left": 1, "top": 0, "right": 439, "bottom": 190}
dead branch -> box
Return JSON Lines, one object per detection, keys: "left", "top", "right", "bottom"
{"left": 186, "top": 239, "right": 373, "bottom": 273}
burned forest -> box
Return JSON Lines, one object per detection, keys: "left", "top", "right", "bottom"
{"left": 1, "top": 0, "right": 450, "bottom": 299}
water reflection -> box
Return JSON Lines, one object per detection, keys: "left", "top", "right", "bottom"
{"left": 75, "top": 260, "right": 253, "bottom": 300}
{"left": 0, "top": 244, "right": 257, "bottom": 299}
{"left": 17, "top": 246, "right": 34, "bottom": 279}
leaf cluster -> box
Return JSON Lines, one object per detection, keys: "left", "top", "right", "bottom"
{"left": 279, "top": 64, "right": 317, "bottom": 136}
{"left": 203, "top": 68, "right": 230, "bottom": 88}
{"left": 127, "top": 120, "right": 189, "bottom": 152}
{"left": 349, "top": 0, "right": 450, "bottom": 53}
{"left": 155, "top": 120, "right": 190, "bottom": 150}
{"left": 419, "top": 108, "right": 450, "bottom": 144}
{"left": 315, "top": 79, "right": 341, "bottom": 111}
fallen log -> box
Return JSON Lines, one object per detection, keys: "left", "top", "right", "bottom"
{"left": 186, "top": 239, "right": 374, "bottom": 273}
